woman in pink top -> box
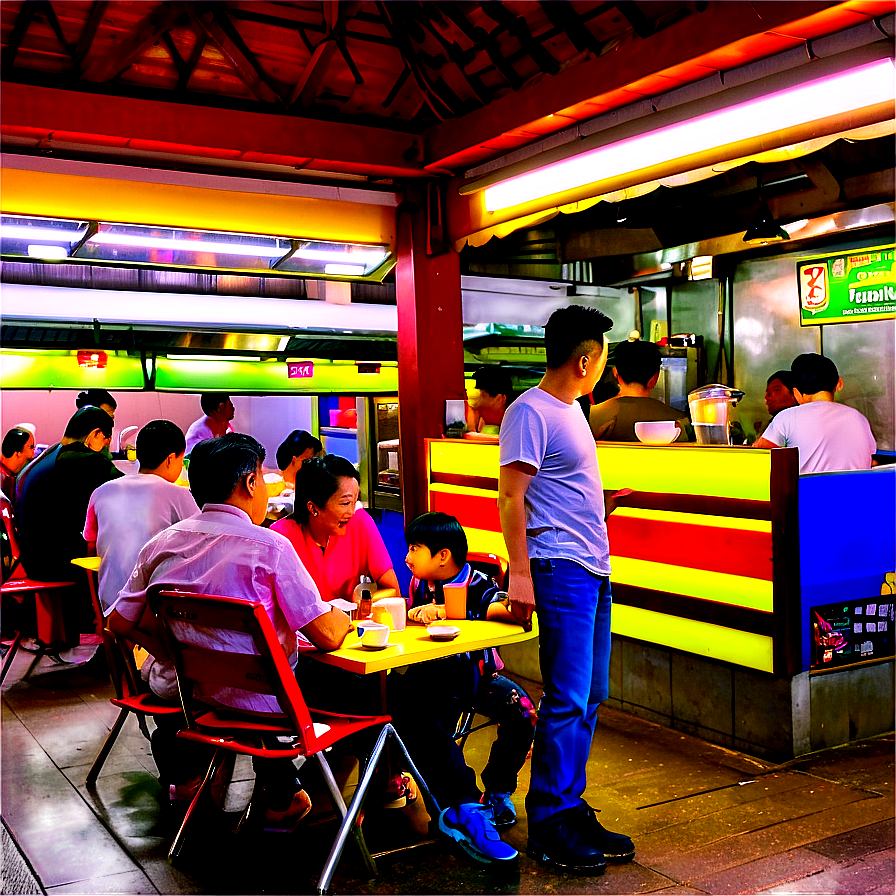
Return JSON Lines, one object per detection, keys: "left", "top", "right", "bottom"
{"left": 271, "top": 454, "right": 399, "bottom": 602}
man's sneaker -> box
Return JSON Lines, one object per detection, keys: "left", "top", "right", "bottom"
{"left": 381, "top": 773, "right": 417, "bottom": 809}
{"left": 574, "top": 802, "right": 635, "bottom": 863}
{"left": 527, "top": 808, "right": 607, "bottom": 874}
{"left": 481, "top": 791, "right": 517, "bottom": 829}
{"left": 438, "top": 802, "right": 518, "bottom": 864}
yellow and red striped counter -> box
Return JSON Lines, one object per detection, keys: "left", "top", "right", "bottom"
{"left": 426, "top": 439, "right": 800, "bottom": 675}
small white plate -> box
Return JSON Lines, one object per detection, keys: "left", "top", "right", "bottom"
{"left": 360, "top": 641, "right": 394, "bottom": 651}
{"left": 427, "top": 625, "right": 460, "bottom": 641}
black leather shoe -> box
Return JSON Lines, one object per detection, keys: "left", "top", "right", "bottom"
{"left": 574, "top": 802, "right": 635, "bottom": 863}
{"left": 526, "top": 809, "right": 607, "bottom": 874}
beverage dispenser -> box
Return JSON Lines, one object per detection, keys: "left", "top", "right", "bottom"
{"left": 687, "top": 385, "right": 745, "bottom": 445}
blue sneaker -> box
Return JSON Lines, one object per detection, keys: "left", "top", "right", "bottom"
{"left": 481, "top": 791, "right": 517, "bottom": 829}
{"left": 438, "top": 802, "right": 518, "bottom": 864}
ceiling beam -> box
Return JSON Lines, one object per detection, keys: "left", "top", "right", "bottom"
{"left": 0, "top": 82, "right": 427, "bottom": 179}
{"left": 422, "top": 1, "right": 880, "bottom": 169}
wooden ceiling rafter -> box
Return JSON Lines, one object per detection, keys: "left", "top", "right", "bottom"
{"left": 538, "top": 1, "right": 605, "bottom": 56}
{"left": 71, "top": 1, "right": 109, "bottom": 72}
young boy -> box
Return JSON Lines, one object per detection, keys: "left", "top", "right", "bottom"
{"left": 401, "top": 511, "right": 537, "bottom": 834}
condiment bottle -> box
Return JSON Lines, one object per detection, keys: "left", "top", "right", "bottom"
{"left": 353, "top": 575, "right": 374, "bottom": 619}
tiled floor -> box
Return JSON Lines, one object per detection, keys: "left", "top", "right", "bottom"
{"left": 2, "top": 647, "right": 893, "bottom": 895}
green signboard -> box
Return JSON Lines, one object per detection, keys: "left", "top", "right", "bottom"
{"left": 797, "top": 244, "right": 894, "bottom": 326}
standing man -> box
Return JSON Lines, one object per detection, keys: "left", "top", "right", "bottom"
{"left": 498, "top": 305, "right": 634, "bottom": 874}
{"left": 465, "top": 367, "right": 514, "bottom": 434}
{"left": 185, "top": 393, "right": 235, "bottom": 457}
{"left": 83, "top": 420, "right": 198, "bottom": 616}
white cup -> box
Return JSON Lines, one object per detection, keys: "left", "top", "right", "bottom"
{"left": 359, "top": 621, "right": 389, "bottom": 648}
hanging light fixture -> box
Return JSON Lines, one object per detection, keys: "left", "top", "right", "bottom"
{"left": 743, "top": 201, "right": 790, "bottom": 245}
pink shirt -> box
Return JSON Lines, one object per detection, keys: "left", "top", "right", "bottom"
{"left": 271, "top": 508, "right": 393, "bottom": 603}
{"left": 116, "top": 503, "right": 329, "bottom": 712}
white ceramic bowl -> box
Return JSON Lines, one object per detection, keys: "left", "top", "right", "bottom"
{"left": 427, "top": 625, "right": 460, "bottom": 642}
{"left": 634, "top": 420, "right": 680, "bottom": 445}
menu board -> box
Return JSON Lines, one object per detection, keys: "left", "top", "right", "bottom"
{"left": 810, "top": 596, "right": 894, "bottom": 669}
{"left": 797, "top": 244, "right": 894, "bottom": 326}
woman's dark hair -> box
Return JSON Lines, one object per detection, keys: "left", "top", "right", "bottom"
{"left": 2, "top": 428, "right": 31, "bottom": 459}
{"left": 188, "top": 433, "right": 265, "bottom": 509}
{"left": 291, "top": 455, "right": 359, "bottom": 525}
{"left": 405, "top": 511, "right": 468, "bottom": 567}
{"left": 276, "top": 429, "right": 323, "bottom": 471}
{"left": 76, "top": 389, "right": 117, "bottom": 411}
{"left": 136, "top": 420, "right": 186, "bottom": 469}
{"left": 544, "top": 305, "right": 613, "bottom": 369}
{"left": 64, "top": 406, "right": 115, "bottom": 440}
{"left": 790, "top": 353, "right": 839, "bottom": 396}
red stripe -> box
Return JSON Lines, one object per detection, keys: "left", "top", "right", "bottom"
{"left": 430, "top": 491, "right": 502, "bottom": 532}
{"left": 607, "top": 515, "right": 773, "bottom": 580}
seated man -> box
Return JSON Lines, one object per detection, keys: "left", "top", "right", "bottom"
{"left": 109, "top": 433, "right": 351, "bottom": 830}
{"left": 1, "top": 427, "right": 35, "bottom": 511}
{"left": 589, "top": 340, "right": 691, "bottom": 441}
{"left": 185, "top": 393, "right": 235, "bottom": 456}
{"left": 83, "top": 420, "right": 198, "bottom": 616}
{"left": 465, "top": 367, "right": 514, "bottom": 434}
{"left": 753, "top": 353, "right": 876, "bottom": 474}
{"left": 753, "top": 370, "right": 798, "bottom": 440}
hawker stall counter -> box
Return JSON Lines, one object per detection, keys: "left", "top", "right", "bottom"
{"left": 425, "top": 438, "right": 895, "bottom": 758}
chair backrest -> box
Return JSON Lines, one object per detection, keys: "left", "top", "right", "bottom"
{"left": 149, "top": 587, "right": 318, "bottom": 750}
{"left": 467, "top": 551, "right": 508, "bottom": 590}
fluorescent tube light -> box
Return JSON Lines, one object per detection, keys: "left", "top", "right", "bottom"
{"left": 325, "top": 264, "right": 367, "bottom": 275}
{"left": 27, "top": 244, "right": 69, "bottom": 260}
{"left": 297, "top": 249, "right": 387, "bottom": 265}
{"left": 166, "top": 354, "right": 262, "bottom": 361}
{"left": 3, "top": 223, "right": 85, "bottom": 241}
{"left": 89, "top": 232, "right": 285, "bottom": 258}
{"left": 483, "top": 57, "right": 895, "bottom": 212}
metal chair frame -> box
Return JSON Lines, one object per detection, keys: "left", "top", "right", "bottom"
{"left": 150, "top": 587, "right": 439, "bottom": 893}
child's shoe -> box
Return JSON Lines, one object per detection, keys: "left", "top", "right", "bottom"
{"left": 481, "top": 791, "right": 517, "bottom": 828}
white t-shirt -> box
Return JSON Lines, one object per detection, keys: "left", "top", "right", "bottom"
{"left": 184, "top": 415, "right": 216, "bottom": 456}
{"left": 84, "top": 474, "right": 198, "bottom": 613}
{"left": 762, "top": 401, "right": 876, "bottom": 474}
{"left": 500, "top": 386, "right": 611, "bottom": 576}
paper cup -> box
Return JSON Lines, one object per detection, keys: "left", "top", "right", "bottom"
{"left": 359, "top": 621, "right": 389, "bottom": 648}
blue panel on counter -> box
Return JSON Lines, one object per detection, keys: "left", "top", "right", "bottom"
{"left": 799, "top": 466, "right": 895, "bottom": 670}
{"left": 367, "top": 508, "right": 411, "bottom": 596}
{"left": 322, "top": 430, "right": 359, "bottom": 465}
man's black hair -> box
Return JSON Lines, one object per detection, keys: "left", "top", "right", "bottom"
{"left": 405, "top": 511, "right": 468, "bottom": 567}
{"left": 291, "top": 455, "right": 359, "bottom": 524}
{"left": 188, "top": 433, "right": 265, "bottom": 509}
{"left": 791, "top": 353, "right": 839, "bottom": 396}
{"left": 2, "top": 428, "right": 31, "bottom": 459}
{"left": 766, "top": 370, "right": 795, "bottom": 391}
{"left": 473, "top": 366, "right": 513, "bottom": 401}
{"left": 612, "top": 340, "right": 661, "bottom": 387}
{"left": 544, "top": 305, "right": 614, "bottom": 369}
{"left": 200, "top": 392, "right": 231, "bottom": 415}
{"left": 76, "top": 389, "right": 117, "bottom": 411}
{"left": 136, "top": 420, "right": 186, "bottom": 469}
{"left": 63, "top": 406, "right": 114, "bottom": 441}
{"left": 276, "top": 429, "right": 323, "bottom": 471}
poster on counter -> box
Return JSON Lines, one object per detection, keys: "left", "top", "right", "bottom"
{"left": 811, "top": 597, "right": 894, "bottom": 669}
{"left": 797, "top": 244, "right": 894, "bottom": 326}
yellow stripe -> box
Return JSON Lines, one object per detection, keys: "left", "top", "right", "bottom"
{"left": 610, "top": 557, "right": 773, "bottom": 611}
{"left": 612, "top": 508, "right": 771, "bottom": 533}
{"left": 464, "top": 527, "right": 508, "bottom": 558}
{"left": 2, "top": 168, "right": 395, "bottom": 246}
{"left": 429, "top": 441, "right": 500, "bottom": 478}
{"left": 598, "top": 444, "right": 771, "bottom": 501}
{"left": 612, "top": 604, "right": 774, "bottom": 672}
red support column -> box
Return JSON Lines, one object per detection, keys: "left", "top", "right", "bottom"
{"left": 395, "top": 190, "right": 465, "bottom": 523}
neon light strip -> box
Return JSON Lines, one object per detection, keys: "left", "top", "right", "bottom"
{"left": 612, "top": 507, "right": 771, "bottom": 533}
{"left": 484, "top": 57, "right": 895, "bottom": 212}
{"left": 610, "top": 556, "right": 773, "bottom": 611}
{"left": 612, "top": 605, "right": 774, "bottom": 672}
{"left": 89, "top": 232, "right": 285, "bottom": 257}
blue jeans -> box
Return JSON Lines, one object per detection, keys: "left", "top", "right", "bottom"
{"left": 526, "top": 559, "right": 612, "bottom": 825}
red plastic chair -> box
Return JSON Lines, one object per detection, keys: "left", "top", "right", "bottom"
{"left": 1, "top": 498, "right": 77, "bottom": 684}
{"left": 150, "top": 587, "right": 439, "bottom": 891}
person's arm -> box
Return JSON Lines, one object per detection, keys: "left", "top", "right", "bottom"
{"left": 300, "top": 606, "right": 351, "bottom": 651}
{"left": 753, "top": 436, "right": 779, "bottom": 450}
{"left": 497, "top": 461, "right": 536, "bottom": 631}
{"left": 108, "top": 606, "right": 169, "bottom": 659}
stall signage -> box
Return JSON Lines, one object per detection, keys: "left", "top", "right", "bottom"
{"left": 810, "top": 597, "right": 894, "bottom": 669}
{"left": 798, "top": 244, "right": 894, "bottom": 326}
{"left": 287, "top": 361, "right": 314, "bottom": 379}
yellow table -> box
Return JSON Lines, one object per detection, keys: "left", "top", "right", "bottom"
{"left": 71, "top": 556, "right": 101, "bottom": 573}
{"left": 308, "top": 616, "right": 538, "bottom": 674}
